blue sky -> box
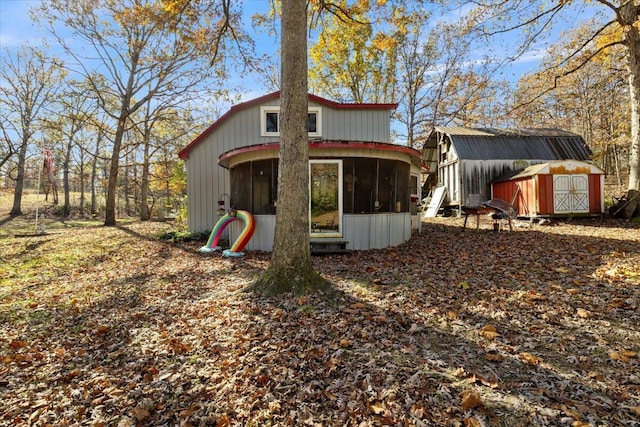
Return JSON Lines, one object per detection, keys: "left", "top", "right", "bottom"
{"left": 1, "top": 0, "right": 612, "bottom": 116}
{"left": 0, "top": 0, "right": 546, "bottom": 88}
{"left": 0, "top": 0, "right": 41, "bottom": 47}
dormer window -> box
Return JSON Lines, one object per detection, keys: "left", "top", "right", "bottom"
{"left": 261, "top": 106, "right": 322, "bottom": 137}
{"left": 266, "top": 111, "right": 279, "bottom": 133}
{"left": 307, "top": 111, "right": 318, "bottom": 134}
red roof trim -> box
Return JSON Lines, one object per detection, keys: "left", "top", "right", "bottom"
{"left": 218, "top": 141, "right": 421, "bottom": 167}
{"left": 178, "top": 92, "right": 398, "bottom": 159}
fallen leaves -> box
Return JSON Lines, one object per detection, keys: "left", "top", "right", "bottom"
{"left": 576, "top": 308, "right": 593, "bottom": 318}
{"left": 519, "top": 352, "right": 543, "bottom": 365}
{"left": 610, "top": 349, "right": 638, "bottom": 363}
{"left": 1, "top": 217, "right": 639, "bottom": 426}
{"left": 460, "top": 390, "right": 483, "bottom": 410}
{"left": 478, "top": 324, "right": 499, "bottom": 340}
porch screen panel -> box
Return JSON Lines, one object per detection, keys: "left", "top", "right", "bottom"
{"left": 378, "top": 159, "right": 395, "bottom": 212}
{"left": 396, "top": 162, "right": 410, "bottom": 212}
{"left": 353, "top": 158, "right": 377, "bottom": 213}
{"left": 252, "top": 159, "right": 277, "bottom": 214}
{"left": 230, "top": 163, "right": 251, "bottom": 211}
{"left": 343, "top": 158, "right": 355, "bottom": 214}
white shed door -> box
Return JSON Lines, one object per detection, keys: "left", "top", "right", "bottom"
{"left": 553, "top": 174, "right": 589, "bottom": 214}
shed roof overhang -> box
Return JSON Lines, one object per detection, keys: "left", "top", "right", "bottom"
{"left": 492, "top": 160, "right": 606, "bottom": 183}
{"left": 218, "top": 141, "right": 423, "bottom": 169}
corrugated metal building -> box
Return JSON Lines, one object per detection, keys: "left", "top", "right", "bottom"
{"left": 179, "top": 92, "right": 424, "bottom": 251}
{"left": 422, "top": 127, "right": 593, "bottom": 211}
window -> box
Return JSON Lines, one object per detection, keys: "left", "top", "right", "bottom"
{"left": 308, "top": 112, "right": 317, "bottom": 134}
{"left": 265, "top": 112, "right": 278, "bottom": 133}
{"left": 260, "top": 106, "right": 322, "bottom": 136}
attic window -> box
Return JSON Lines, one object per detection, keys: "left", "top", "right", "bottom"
{"left": 260, "top": 106, "right": 322, "bottom": 137}
{"left": 266, "top": 112, "right": 278, "bottom": 133}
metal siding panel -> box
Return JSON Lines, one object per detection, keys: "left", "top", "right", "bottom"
{"left": 370, "top": 215, "right": 382, "bottom": 248}
{"left": 376, "top": 214, "right": 390, "bottom": 248}
{"left": 229, "top": 215, "right": 275, "bottom": 251}
{"left": 451, "top": 135, "right": 590, "bottom": 161}
{"left": 324, "top": 109, "right": 391, "bottom": 142}
{"left": 186, "top": 102, "right": 265, "bottom": 234}
{"left": 232, "top": 213, "right": 415, "bottom": 252}
{"left": 185, "top": 159, "right": 197, "bottom": 231}
{"left": 188, "top": 144, "right": 206, "bottom": 231}
{"left": 344, "top": 214, "right": 369, "bottom": 250}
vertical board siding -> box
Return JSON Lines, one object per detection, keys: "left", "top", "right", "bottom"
{"left": 343, "top": 213, "right": 410, "bottom": 250}
{"left": 522, "top": 178, "right": 538, "bottom": 216}
{"left": 588, "top": 175, "right": 603, "bottom": 214}
{"left": 225, "top": 213, "right": 410, "bottom": 252}
{"left": 322, "top": 108, "right": 391, "bottom": 142}
{"left": 538, "top": 175, "right": 552, "bottom": 215}
{"left": 228, "top": 215, "right": 275, "bottom": 251}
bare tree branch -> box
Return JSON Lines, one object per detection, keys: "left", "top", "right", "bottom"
{"left": 506, "top": 39, "right": 625, "bottom": 117}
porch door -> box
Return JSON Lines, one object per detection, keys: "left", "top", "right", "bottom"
{"left": 553, "top": 174, "right": 589, "bottom": 213}
{"left": 309, "top": 160, "right": 342, "bottom": 237}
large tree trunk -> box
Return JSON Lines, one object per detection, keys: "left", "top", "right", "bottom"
{"left": 622, "top": 2, "right": 640, "bottom": 192}
{"left": 105, "top": 114, "right": 127, "bottom": 226}
{"left": 246, "top": 0, "right": 329, "bottom": 296}
{"left": 9, "top": 138, "right": 28, "bottom": 216}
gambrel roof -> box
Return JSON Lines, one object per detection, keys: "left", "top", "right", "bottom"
{"left": 425, "top": 126, "right": 592, "bottom": 161}
{"left": 178, "top": 91, "right": 398, "bottom": 160}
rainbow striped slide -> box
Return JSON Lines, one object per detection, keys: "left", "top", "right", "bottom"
{"left": 199, "top": 210, "right": 256, "bottom": 257}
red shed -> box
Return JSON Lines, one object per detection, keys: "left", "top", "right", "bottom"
{"left": 491, "top": 160, "right": 605, "bottom": 218}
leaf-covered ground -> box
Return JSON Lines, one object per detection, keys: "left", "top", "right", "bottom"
{"left": 1, "top": 214, "right": 639, "bottom": 427}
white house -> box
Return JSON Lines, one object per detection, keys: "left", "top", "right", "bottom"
{"left": 178, "top": 92, "right": 424, "bottom": 251}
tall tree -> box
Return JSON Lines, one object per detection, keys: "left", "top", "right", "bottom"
{"left": 458, "top": 0, "right": 640, "bottom": 191}
{"left": 134, "top": 107, "right": 189, "bottom": 220}
{"left": 246, "top": 0, "right": 329, "bottom": 296}
{"left": 402, "top": 19, "right": 506, "bottom": 133}
{"left": 511, "top": 24, "right": 630, "bottom": 185}
{"left": 308, "top": 0, "right": 403, "bottom": 103}
{"left": 50, "top": 80, "right": 96, "bottom": 216}
{"left": 0, "top": 46, "right": 64, "bottom": 216}
{"left": 37, "top": 0, "right": 238, "bottom": 225}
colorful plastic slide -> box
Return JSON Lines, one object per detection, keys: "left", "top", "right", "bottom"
{"left": 199, "top": 210, "right": 256, "bottom": 257}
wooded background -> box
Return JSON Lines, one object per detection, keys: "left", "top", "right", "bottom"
{"left": 1, "top": 0, "right": 638, "bottom": 224}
